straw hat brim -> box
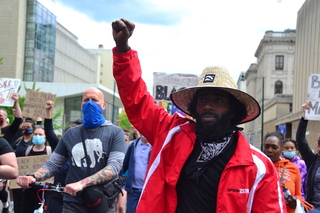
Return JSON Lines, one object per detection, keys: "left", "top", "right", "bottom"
{"left": 170, "top": 86, "right": 261, "bottom": 124}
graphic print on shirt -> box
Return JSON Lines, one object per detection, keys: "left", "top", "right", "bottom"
{"left": 71, "top": 138, "right": 106, "bottom": 168}
{"left": 279, "top": 167, "right": 293, "bottom": 183}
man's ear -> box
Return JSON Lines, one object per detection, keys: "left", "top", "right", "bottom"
{"left": 102, "top": 102, "right": 107, "bottom": 111}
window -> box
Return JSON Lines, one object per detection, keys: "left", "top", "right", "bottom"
{"left": 275, "top": 55, "right": 284, "bottom": 70}
{"left": 289, "top": 103, "right": 292, "bottom": 112}
{"left": 275, "top": 80, "right": 283, "bottom": 94}
{"left": 64, "top": 96, "right": 82, "bottom": 124}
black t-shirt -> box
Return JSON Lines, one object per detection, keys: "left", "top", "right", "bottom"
{"left": 176, "top": 136, "right": 236, "bottom": 213}
{"left": 0, "top": 137, "right": 14, "bottom": 155}
{"left": 14, "top": 138, "right": 32, "bottom": 157}
{"left": 1, "top": 117, "right": 23, "bottom": 146}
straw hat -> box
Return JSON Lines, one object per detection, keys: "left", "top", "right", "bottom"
{"left": 170, "top": 66, "right": 260, "bottom": 124}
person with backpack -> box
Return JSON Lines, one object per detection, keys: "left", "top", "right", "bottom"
{"left": 13, "top": 118, "right": 34, "bottom": 157}
{"left": 21, "top": 125, "right": 52, "bottom": 213}
{"left": 11, "top": 117, "right": 35, "bottom": 213}
{"left": 17, "top": 87, "right": 126, "bottom": 213}
{"left": 23, "top": 125, "right": 52, "bottom": 156}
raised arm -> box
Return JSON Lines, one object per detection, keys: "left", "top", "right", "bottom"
{"left": 45, "top": 101, "right": 54, "bottom": 119}
{"left": 112, "top": 18, "right": 135, "bottom": 53}
{"left": 12, "top": 93, "right": 22, "bottom": 118}
{"left": 296, "top": 101, "right": 317, "bottom": 167}
{"left": 44, "top": 101, "right": 59, "bottom": 150}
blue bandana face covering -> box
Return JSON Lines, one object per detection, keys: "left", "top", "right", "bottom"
{"left": 82, "top": 100, "right": 105, "bottom": 128}
{"left": 283, "top": 151, "right": 296, "bottom": 159}
{"left": 32, "top": 136, "right": 45, "bottom": 145}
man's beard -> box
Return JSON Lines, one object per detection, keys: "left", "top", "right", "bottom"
{"left": 195, "top": 111, "right": 233, "bottom": 143}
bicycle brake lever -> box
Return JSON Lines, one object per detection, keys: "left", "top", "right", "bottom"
{"left": 50, "top": 189, "right": 71, "bottom": 196}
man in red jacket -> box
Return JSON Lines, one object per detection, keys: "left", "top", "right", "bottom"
{"left": 112, "top": 19, "right": 286, "bottom": 213}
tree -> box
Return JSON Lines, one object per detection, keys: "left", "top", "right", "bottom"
{"left": 117, "top": 110, "right": 131, "bottom": 130}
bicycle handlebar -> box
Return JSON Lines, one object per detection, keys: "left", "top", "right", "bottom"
{"left": 29, "top": 182, "right": 71, "bottom": 196}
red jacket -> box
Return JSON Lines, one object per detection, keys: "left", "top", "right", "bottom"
{"left": 113, "top": 48, "right": 286, "bottom": 213}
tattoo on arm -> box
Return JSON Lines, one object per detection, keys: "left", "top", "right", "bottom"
{"left": 34, "top": 168, "right": 51, "bottom": 181}
{"left": 81, "top": 166, "right": 114, "bottom": 187}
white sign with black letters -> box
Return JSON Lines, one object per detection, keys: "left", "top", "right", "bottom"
{"left": 306, "top": 73, "right": 320, "bottom": 120}
{"left": 153, "top": 72, "right": 199, "bottom": 115}
{"left": 0, "top": 78, "right": 21, "bottom": 107}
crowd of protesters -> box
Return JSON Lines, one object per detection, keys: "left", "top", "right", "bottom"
{"left": 1, "top": 18, "right": 320, "bottom": 213}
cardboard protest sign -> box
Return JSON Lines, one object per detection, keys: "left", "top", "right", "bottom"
{"left": 10, "top": 155, "right": 54, "bottom": 189}
{"left": 0, "top": 78, "right": 21, "bottom": 107}
{"left": 22, "top": 89, "right": 56, "bottom": 119}
{"left": 306, "top": 73, "right": 320, "bottom": 120}
{"left": 153, "top": 72, "right": 199, "bottom": 115}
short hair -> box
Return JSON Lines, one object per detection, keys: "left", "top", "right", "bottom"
{"left": 122, "top": 128, "right": 131, "bottom": 136}
{"left": 64, "top": 123, "right": 78, "bottom": 134}
{"left": 188, "top": 89, "right": 247, "bottom": 125}
{"left": 283, "top": 138, "right": 297, "bottom": 149}
{"left": 74, "top": 118, "right": 82, "bottom": 125}
{"left": 264, "top": 131, "right": 284, "bottom": 147}
{"left": 34, "top": 125, "right": 45, "bottom": 131}
{"left": 0, "top": 109, "right": 7, "bottom": 117}
{"left": 24, "top": 117, "right": 35, "bottom": 129}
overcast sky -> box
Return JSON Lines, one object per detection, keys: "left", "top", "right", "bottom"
{"left": 38, "top": 0, "right": 305, "bottom": 92}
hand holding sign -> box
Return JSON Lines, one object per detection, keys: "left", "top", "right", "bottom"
{"left": 302, "top": 101, "right": 310, "bottom": 117}
{"left": 0, "top": 78, "right": 21, "bottom": 107}
{"left": 306, "top": 74, "right": 320, "bottom": 120}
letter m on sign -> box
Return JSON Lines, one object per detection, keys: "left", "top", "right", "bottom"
{"left": 306, "top": 74, "right": 320, "bottom": 120}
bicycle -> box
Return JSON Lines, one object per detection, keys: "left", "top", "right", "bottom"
{"left": 28, "top": 182, "right": 71, "bottom": 213}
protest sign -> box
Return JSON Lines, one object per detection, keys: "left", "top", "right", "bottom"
{"left": 10, "top": 155, "right": 54, "bottom": 189}
{"left": 153, "top": 72, "right": 199, "bottom": 115}
{"left": 0, "top": 78, "right": 21, "bottom": 107}
{"left": 306, "top": 73, "right": 320, "bottom": 120}
{"left": 22, "top": 89, "right": 56, "bottom": 119}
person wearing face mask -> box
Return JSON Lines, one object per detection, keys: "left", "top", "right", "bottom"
{"left": 263, "top": 132, "right": 306, "bottom": 213}
{"left": 282, "top": 138, "right": 308, "bottom": 200}
{"left": 0, "top": 93, "right": 23, "bottom": 147}
{"left": 19, "top": 126, "right": 52, "bottom": 213}
{"left": 11, "top": 118, "right": 35, "bottom": 213}
{"left": 13, "top": 118, "right": 35, "bottom": 157}
{"left": 17, "top": 87, "right": 126, "bottom": 213}
{"left": 23, "top": 126, "right": 51, "bottom": 156}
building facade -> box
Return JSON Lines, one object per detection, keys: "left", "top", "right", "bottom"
{"left": 0, "top": 0, "right": 122, "bottom": 129}
{"left": 241, "top": 30, "right": 295, "bottom": 149}
{"left": 241, "top": 0, "right": 320, "bottom": 152}
{"left": 277, "top": 0, "right": 320, "bottom": 152}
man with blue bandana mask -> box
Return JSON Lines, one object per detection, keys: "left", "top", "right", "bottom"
{"left": 82, "top": 100, "right": 106, "bottom": 128}
{"left": 16, "top": 87, "right": 126, "bottom": 213}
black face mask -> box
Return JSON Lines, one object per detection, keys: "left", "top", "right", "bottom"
{"left": 0, "top": 118, "right": 3, "bottom": 126}
{"left": 195, "top": 111, "right": 233, "bottom": 143}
